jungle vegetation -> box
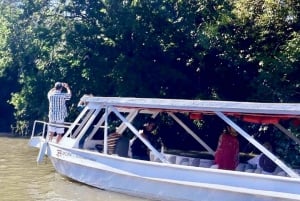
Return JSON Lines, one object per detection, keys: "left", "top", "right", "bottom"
{"left": 0, "top": 0, "right": 299, "bottom": 165}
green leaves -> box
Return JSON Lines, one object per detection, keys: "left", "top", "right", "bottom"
{"left": 0, "top": 0, "right": 299, "bottom": 151}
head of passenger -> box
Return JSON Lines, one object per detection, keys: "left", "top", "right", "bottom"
{"left": 225, "top": 126, "right": 238, "bottom": 137}
{"left": 144, "top": 118, "right": 156, "bottom": 132}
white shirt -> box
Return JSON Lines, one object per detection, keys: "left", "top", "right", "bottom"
{"left": 48, "top": 90, "right": 71, "bottom": 122}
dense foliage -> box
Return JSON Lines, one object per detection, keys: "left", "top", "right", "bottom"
{"left": 0, "top": 0, "right": 299, "bottom": 165}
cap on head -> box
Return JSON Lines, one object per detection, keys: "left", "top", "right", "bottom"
{"left": 54, "top": 82, "right": 63, "bottom": 90}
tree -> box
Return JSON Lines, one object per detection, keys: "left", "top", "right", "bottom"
{"left": 0, "top": 0, "right": 299, "bottom": 151}
{"left": 232, "top": 0, "right": 300, "bottom": 102}
{"left": 0, "top": 1, "right": 19, "bottom": 132}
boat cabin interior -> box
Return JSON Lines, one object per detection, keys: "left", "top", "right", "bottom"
{"left": 31, "top": 97, "right": 300, "bottom": 178}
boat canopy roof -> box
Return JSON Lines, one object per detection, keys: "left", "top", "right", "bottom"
{"left": 83, "top": 97, "right": 300, "bottom": 120}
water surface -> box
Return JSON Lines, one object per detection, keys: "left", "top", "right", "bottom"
{"left": 0, "top": 134, "right": 150, "bottom": 201}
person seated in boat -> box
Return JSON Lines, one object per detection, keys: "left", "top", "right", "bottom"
{"left": 214, "top": 125, "right": 240, "bottom": 170}
{"left": 130, "top": 118, "right": 158, "bottom": 161}
{"left": 107, "top": 132, "right": 122, "bottom": 154}
{"left": 247, "top": 142, "right": 277, "bottom": 174}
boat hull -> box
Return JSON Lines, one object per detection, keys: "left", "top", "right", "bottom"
{"left": 44, "top": 143, "right": 300, "bottom": 201}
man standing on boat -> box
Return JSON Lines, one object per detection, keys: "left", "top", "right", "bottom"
{"left": 47, "top": 82, "right": 72, "bottom": 143}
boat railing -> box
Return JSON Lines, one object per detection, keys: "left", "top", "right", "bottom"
{"left": 30, "top": 120, "right": 47, "bottom": 139}
{"left": 30, "top": 120, "right": 73, "bottom": 139}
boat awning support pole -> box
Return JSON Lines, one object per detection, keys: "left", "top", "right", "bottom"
{"left": 168, "top": 112, "right": 215, "bottom": 155}
{"left": 103, "top": 106, "right": 109, "bottom": 154}
{"left": 74, "top": 108, "right": 101, "bottom": 147}
{"left": 72, "top": 109, "right": 95, "bottom": 139}
{"left": 110, "top": 106, "right": 169, "bottom": 163}
{"left": 215, "top": 111, "right": 299, "bottom": 178}
{"left": 116, "top": 110, "right": 139, "bottom": 134}
{"left": 274, "top": 123, "right": 300, "bottom": 146}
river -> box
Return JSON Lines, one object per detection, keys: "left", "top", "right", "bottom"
{"left": 0, "top": 134, "right": 149, "bottom": 201}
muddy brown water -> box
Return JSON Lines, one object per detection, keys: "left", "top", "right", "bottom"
{"left": 0, "top": 134, "right": 150, "bottom": 201}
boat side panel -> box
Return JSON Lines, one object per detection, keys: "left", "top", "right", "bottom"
{"left": 50, "top": 156, "right": 300, "bottom": 201}
{"left": 46, "top": 144, "right": 300, "bottom": 198}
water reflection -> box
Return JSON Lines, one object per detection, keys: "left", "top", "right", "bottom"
{"left": 0, "top": 135, "right": 149, "bottom": 201}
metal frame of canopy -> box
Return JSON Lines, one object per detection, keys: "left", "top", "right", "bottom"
{"left": 78, "top": 97, "right": 300, "bottom": 178}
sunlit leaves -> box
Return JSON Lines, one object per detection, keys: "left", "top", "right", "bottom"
{"left": 0, "top": 16, "right": 12, "bottom": 75}
{"left": 282, "top": 31, "right": 300, "bottom": 64}
{"left": 1, "top": 0, "right": 300, "bottom": 135}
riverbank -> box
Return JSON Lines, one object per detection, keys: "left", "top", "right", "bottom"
{"left": 0, "top": 132, "right": 29, "bottom": 138}
{"left": 0, "top": 132, "right": 13, "bottom": 136}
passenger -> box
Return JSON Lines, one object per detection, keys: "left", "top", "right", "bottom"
{"left": 131, "top": 118, "right": 157, "bottom": 161}
{"left": 247, "top": 142, "right": 277, "bottom": 174}
{"left": 214, "top": 126, "right": 240, "bottom": 170}
{"left": 107, "top": 132, "right": 122, "bottom": 154}
{"left": 115, "top": 133, "right": 130, "bottom": 157}
{"left": 47, "top": 82, "right": 72, "bottom": 143}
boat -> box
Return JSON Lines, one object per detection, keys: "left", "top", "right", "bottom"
{"left": 29, "top": 97, "right": 300, "bottom": 201}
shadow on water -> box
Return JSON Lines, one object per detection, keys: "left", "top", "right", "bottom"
{"left": 0, "top": 134, "right": 151, "bottom": 201}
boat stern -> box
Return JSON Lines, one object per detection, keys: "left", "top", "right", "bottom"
{"left": 28, "top": 120, "right": 48, "bottom": 149}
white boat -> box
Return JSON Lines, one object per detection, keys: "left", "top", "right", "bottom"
{"left": 29, "top": 97, "right": 300, "bottom": 201}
